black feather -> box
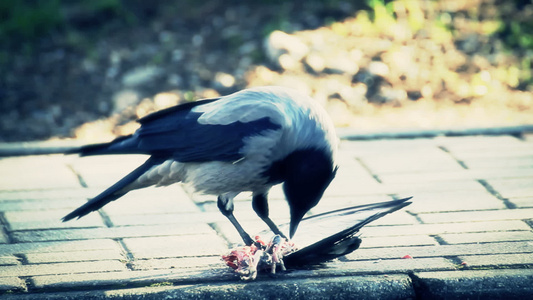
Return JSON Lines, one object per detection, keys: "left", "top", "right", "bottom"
{"left": 284, "top": 197, "right": 412, "bottom": 267}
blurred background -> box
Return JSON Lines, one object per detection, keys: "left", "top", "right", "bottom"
{"left": 1, "top": 0, "right": 532, "bottom": 143}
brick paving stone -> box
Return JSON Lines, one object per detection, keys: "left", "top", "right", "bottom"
{"left": 100, "top": 185, "right": 199, "bottom": 216}
{"left": 4, "top": 209, "right": 105, "bottom": 230}
{"left": 461, "top": 157, "right": 533, "bottom": 169}
{"left": 397, "top": 189, "right": 506, "bottom": 213}
{"left": 380, "top": 168, "right": 533, "bottom": 184}
{"left": 0, "top": 239, "right": 120, "bottom": 256}
{"left": 309, "top": 194, "right": 394, "bottom": 214}
{"left": 510, "top": 197, "right": 533, "bottom": 208}
{"left": 0, "top": 155, "right": 80, "bottom": 190}
{"left": 0, "top": 260, "right": 127, "bottom": 277}
{"left": 0, "top": 255, "right": 20, "bottom": 265}
{"left": 458, "top": 253, "right": 533, "bottom": 267}
{"left": 440, "top": 231, "right": 533, "bottom": 244}
{"left": 417, "top": 208, "right": 533, "bottom": 223}
{"left": 309, "top": 257, "right": 456, "bottom": 275}
{"left": 348, "top": 241, "right": 533, "bottom": 261}
{"left": 449, "top": 145, "right": 533, "bottom": 160}
{"left": 123, "top": 235, "right": 228, "bottom": 259}
{"left": 0, "top": 198, "right": 88, "bottom": 212}
{"left": 359, "top": 234, "right": 438, "bottom": 248}
{"left": 130, "top": 256, "right": 223, "bottom": 270}
{"left": 357, "top": 148, "right": 464, "bottom": 175}
{"left": 0, "top": 188, "right": 96, "bottom": 202}
{"left": 109, "top": 211, "right": 226, "bottom": 226}
{"left": 380, "top": 180, "right": 486, "bottom": 196}
{"left": 25, "top": 249, "right": 124, "bottom": 264}
{"left": 0, "top": 277, "right": 26, "bottom": 292}
{"left": 360, "top": 220, "right": 531, "bottom": 237}
{"left": 485, "top": 178, "right": 533, "bottom": 198}
{"left": 68, "top": 155, "right": 149, "bottom": 188}
{"left": 12, "top": 223, "right": 216, "bottom": 242}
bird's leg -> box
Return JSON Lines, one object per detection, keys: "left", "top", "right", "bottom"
{"left": 252, "top": 193, "right": 288, "bottom": 240}
{"left": 217, "top": 195, "right": 255, "bottom": 246}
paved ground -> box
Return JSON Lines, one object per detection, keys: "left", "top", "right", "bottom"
{"left": 0, "top": 134, "right": 532, "bottom": 299}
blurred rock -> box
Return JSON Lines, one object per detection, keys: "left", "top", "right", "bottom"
{"left": 122, "top": 66, "right": 164, "bottom": 87}
{"left": 113, "top": 90, "right": 140, "bottom": 113}
{"left": 214, "top": 72, "right": 236, "bottom": 90}
{"left": 265, "top": 30, "right": 309, "bottom": 67}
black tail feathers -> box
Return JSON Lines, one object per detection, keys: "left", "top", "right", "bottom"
{"left": 62, "top": 156, "right": 165, "bottom": 221}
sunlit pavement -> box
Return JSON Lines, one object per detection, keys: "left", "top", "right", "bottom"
{"left": 1, "top": 134, "right": 532, "bottom": 299}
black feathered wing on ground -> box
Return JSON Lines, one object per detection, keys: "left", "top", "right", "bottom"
{"left": 271, "top": 197, "right": 413, "bottom": 267}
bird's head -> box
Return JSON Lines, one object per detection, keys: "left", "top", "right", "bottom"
{"left": 281, "top": 148, "right": 337, "bottom": 238}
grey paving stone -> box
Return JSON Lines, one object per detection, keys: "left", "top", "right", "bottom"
{"left": 440, "top": 231, "right": 533, "bottom": 244}
{"left": 11, "top": 223, "right": 216, "bottom": 243}
{"left": 397, "top": 189, "right": 506, "bottom": 213}
{"left": 0, "top": 277, "right": 26, "bottom": 292}
{"left": 0, "top": 255, "right": 20, "bottom": 266}
{"left": 358, "top": 149, "right": 464, "bottom": 175}
{"left": 309, "top": 195, "right": 392, "bottom": 214}
{"left": 123, "top": 234, "right": 228, "bottom": 259}
{"left": 359, "top": 235, "right": 438, "bottom": 248}
{"left": 4, "top": 209, "right": 105, "bottom": 230}
{"left": 30, "top": 268, "right": 234, "bottom": 291}
{"left": 347, "top": 241, "right": 533, "bottom": 261}
{"left": 0, "top": 155, "right": 80, "bottom": 191}
{"left": 100, "top": 185, "right": 199, "bottom": 216}
{"left": 68, "top": 155, "right": 149, "bottom": 188}
{"left": 445, "top": 141, "right": 533, "bottom": 159}
{"left": 0, "top": 198, "right": 88, "bottom": 212}
{"left": 458, "top": 253, "right": 533, "bottom": 267}
{"left": 461, "top": 156, "right": 533, "bottom": 169}
{"left": 417, "top": 208, "right": 533, "bottom": 223}
{"left": 510, "top": 196, "right": 533, "bottom": 208}
{"left": 486, "top": 178, "right": 533, "bottom": 198}
{"left": 365, "top": 211, "right": 419, "bottom": 226}
{"left": 0, "top": 188, "right": 94, "bottom": 202}
{"left": 361, "top": 220, "right": 531, "bottom": 237}
{"left": 0, "top": 239, "right": 120, "bottom": 256}
{"left": 413, "top": 269, "right": 533, "bottom": 299}
{"left": 130, "top": 256, "right": 223, "bottom": 270}
{"left": 380, "top": 168, "right": 533, "bottom": 184}
{"left": 380, "top": 180, "right": 486, "bottom": 196}
{"left": 0, "top": 260, "right": 127, "bottom": 277}
{"left": 307, "top": 257, "right": 456, "bottom": 275}
{"left": 109, "top": 211, "right": 226, "bottom": 226}
{"left": 25, "top": 249, "right": 124, "bottom": 264}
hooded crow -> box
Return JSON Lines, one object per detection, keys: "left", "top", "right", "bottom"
{"left": 63, "top": 86, "right": 339, "bottom": 245}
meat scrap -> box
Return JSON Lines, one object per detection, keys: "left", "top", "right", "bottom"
{"left": 222, "top": 235, "right": 297, "bottom": 280}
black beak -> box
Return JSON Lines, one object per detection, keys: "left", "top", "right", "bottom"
{"left": 289, "top": 210, "right": 306, "bottom": 238}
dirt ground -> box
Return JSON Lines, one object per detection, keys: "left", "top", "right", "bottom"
{"left": 1, "top": 1, "right": 532, "bottom": 143}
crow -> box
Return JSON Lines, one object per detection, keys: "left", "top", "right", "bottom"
{"left": 63, "top": 86, "right": 338, "bottom": 245}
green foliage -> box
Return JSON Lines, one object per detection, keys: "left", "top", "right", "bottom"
{"left": 0, "top": 0, "right": 63, "bottom": 41}
{"left": 0, "top": 0, "right": 132, "bottom": 48}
